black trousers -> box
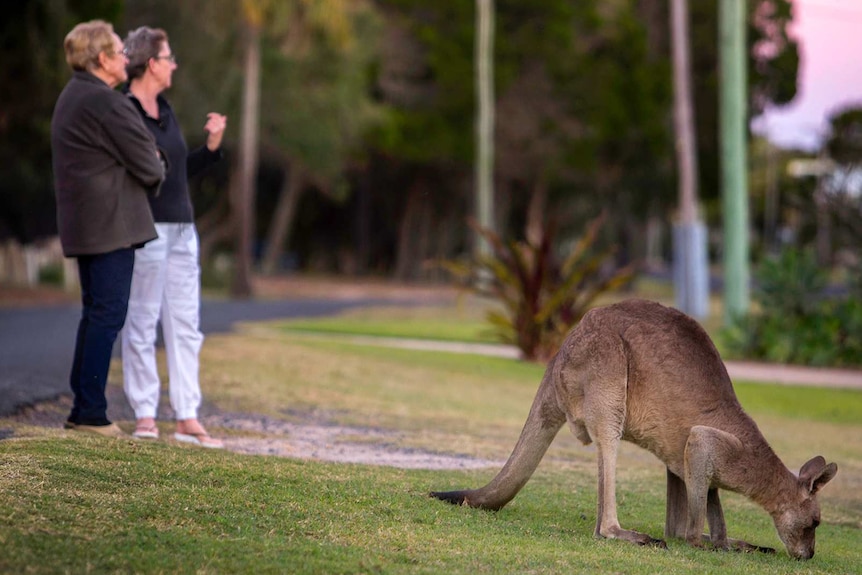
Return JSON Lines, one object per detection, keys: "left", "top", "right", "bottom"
{"left": 68, "top": 247, "right": 135, "bottom": 426}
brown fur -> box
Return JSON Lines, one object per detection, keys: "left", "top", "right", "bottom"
{"left": 431, "top": 299, "right": 838, "bottom": 559}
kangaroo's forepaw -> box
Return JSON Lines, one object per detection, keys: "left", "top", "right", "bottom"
{"left": 429, "top": 490, "right": 469, "bottom": 506}
{"left": 730, "top": 539, "right": 775, "bottom": 554}
{"left": 645, "top": 536, "right": 668, "bottom": 549}
{"left": 601, "top": 528, "right": 668, "bottom": 549}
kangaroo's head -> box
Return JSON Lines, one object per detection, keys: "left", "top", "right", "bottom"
{"left": 772, "top": 456, "right": 838, "bottom": 560}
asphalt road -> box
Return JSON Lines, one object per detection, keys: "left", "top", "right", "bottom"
{"left": 0, "top": 297, "right": 389, "bottom": 417}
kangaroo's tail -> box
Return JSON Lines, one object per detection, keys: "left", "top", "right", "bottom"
{"left": 430, "top": 354, "right": 567, "bottom": 510}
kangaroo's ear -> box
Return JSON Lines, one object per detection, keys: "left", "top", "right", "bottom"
{"left": 799, "top": 457, "right": 838, "bottom": 495}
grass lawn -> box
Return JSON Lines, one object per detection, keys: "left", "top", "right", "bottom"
{"left": 2, "top": 298, "right": 861, "bottom": 574}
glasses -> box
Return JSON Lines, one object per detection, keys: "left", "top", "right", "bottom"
{"left": 153, "top": 53, "right": 177, "bottom": 64}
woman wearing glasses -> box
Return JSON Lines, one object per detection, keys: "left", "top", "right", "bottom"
{"left": 121, "top": 26, "right": 227, "bottom": 448}
{"left": 51, "top": 20, "right": 165, "bottom": 438}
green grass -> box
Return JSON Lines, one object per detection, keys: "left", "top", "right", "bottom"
{"left": 2, "top": 435, "right": 859, "bottom": 575}
{"left": 734, "top": 382, "right": 862, "bottom": 426}
{"left": 2, "top": 300, "right": 861, "bottom": 574}
{"left": 279, "top": 303, "right": 499, "bottom": 343}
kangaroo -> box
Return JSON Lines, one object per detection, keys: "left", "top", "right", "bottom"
{"left": 431, "top": 299, "right": 838, "bottom": 560}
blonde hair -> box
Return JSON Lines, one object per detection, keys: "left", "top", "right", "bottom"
{"left": 64, "top": 20, "right": 116, "bottom": 72}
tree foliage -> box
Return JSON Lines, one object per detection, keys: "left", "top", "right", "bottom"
{"left": 722, "top": 249, "right": 862, "bottom": 367}
{"left": 690, "top": 0, "right": 799, "bottom": 212}
{"left": 1, "top": 0, "right": 809, "bottom": 290}
{"left": 125, "top": 0, "right": 383, "bottom": 287}
{"left": 823, "top": 106, "right": 862, "bottom": 251}
{"left": 369, "top": 0, "right": 676, "bottom": 279}
{"left": 0, "top": 0, "right": 124, "bottom": 243}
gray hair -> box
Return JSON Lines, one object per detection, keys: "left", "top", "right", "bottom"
{"left": 124, "top": 26, "right": 169, "bottom": 80}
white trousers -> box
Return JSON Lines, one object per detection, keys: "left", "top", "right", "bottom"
{"left": 122, "top": 223, "right": 204, "bottom": 421}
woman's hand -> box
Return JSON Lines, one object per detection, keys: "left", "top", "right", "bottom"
{"left": 204, "top": 113, "right": 227, "bottom": 151}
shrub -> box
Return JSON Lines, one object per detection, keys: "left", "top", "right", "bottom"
{"left": 38, "top": 263, "right": 64, "bottom": 286}
{"left": 721, "top": 249, "right": 862, "bottom": 367}
{"left": 442, "top": 213, "right": 636, "bottom": 362}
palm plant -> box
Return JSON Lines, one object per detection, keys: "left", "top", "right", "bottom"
{"left": 444, "top": 213, "right": 636, "bottom": 362}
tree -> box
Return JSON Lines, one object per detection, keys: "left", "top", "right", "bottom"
{"left": 124, "top": 0, "right": 242, "bottom": 273}
{"left": 127, "top": 0, "right": 382, "bottom": 292}
{"left": 0, "top": 0, "right": 124, "bottom": 243}
{"left": 259, "top": 1, "right": 383, "bottom": 276}
{"left": 373, "top": 0, "right": 673, "bottom": 272}
{"left": 750, "top": 0, "right": 799, "bottom": 115}
{"left": 474, "top": 0, "right": 495, "bottom": 260}
{"left": 823, "top": 107, "right": 862, "bottom": 254}
{"left": 689, "top": 0, "right": 799, "bottom": 212}
{"left": 231, "top": 0, "right": 265, "bottom": 297}
{"left": 366, "top": 0, "right": 477, "bottom": 279}
{"left": 581, "top": 2, "right": 674, "bottom": 260}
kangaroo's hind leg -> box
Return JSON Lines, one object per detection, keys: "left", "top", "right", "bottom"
{"left": 561, "top": 330, "right": 666, "bottom": 548}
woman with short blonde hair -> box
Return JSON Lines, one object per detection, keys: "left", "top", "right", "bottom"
{"left": 51, "top": 20, "right": 165, "bottom": 437}
{"left": 63, "top": 20, "right": 117, "bottom": 72}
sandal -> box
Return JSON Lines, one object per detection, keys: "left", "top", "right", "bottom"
{"left": 133, "top": 421, "right": 159, "bottom": 439}
{"left": 174, "top": 431, "right": 224, "bottom": 449}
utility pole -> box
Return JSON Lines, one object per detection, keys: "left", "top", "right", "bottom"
{"left": 671, "top": 0, "right": 708, "bottom": 318}
{"left": 475, "top": 0, "right": 495, "bottom": 259}
{"left": 719, "top": 0, "right": 750, "bottom": 322}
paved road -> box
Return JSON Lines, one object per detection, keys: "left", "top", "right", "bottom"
{"left": 0, "top": 297, "right": 390, "bottom": 416}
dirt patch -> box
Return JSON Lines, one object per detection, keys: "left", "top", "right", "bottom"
{"left": 212, "top": 413, "right": 501, "bottom": 470}
{"left": 3, "top": 394, "right": 501, "bottom": 471}
{"left": 0, "top": 285, "right": 77, "bottom": 307}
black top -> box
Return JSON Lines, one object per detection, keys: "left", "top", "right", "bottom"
{"left": 51, "top": 72, "right": 163, "bottom": 256}
{"left": 124, "top": 87, "right": 222, "bottom": 223}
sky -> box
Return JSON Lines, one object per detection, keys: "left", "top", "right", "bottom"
{"left": 753, "top": 0, "right": 862, "bottom": 151}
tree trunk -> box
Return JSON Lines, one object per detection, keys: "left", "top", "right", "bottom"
{"left": 671, "top": 0, "right": 698, "bottom": 226}
{"left": 645, "top": 209, "right": 664, "bottom": 272}
{"left": 474, "top": 0, "right": 495, "bottom": 258}
{"left": 394, "top": 181, "right": 422, "bottom": 280}
{"left": 354, "top": 169, "right": 371, "bottom": 274}
{"left": 196, "top": 193, "right": 230, "bottom": 266}
{"left": 231, "top": 21, "right": 262, "bottom": 298}
{"left": 200, "top": 163, "right": 239, "bottom": 264}
{"left": 525, "top": 178, "right": 547, "bottom": 246}
{"left": 261, "top": 163, "right": 305, "bottom": 275}
{"left": 196, "top": 194, "right": 229, "bottom": 239}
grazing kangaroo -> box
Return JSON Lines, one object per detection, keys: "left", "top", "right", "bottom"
{"left": 431, "top": 299, "right": 838, "bottom": 560}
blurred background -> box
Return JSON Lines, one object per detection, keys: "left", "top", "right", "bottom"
{"left": 1, "top": 1, "right": 860, "bottom": 320}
